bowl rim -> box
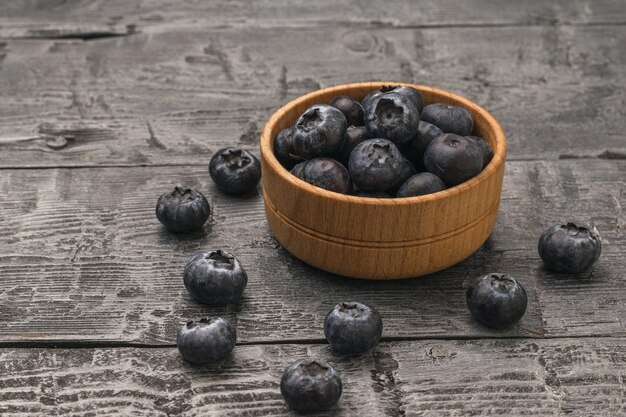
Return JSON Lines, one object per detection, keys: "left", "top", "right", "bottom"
{"left": 260, "top": 81, "right": 506, "bottom": 206}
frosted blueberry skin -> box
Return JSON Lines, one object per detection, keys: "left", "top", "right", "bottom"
{"left": 466, "top": 273, "right": 528, "bottom": 328}
{"left": 156, "top": 187, "right": 210, "bottom": 233}
{"left": 339, "top": 126, "right": 369, "bottom": 165}
{"left": 330, "top": 95, "right": 365, "bottom": 127}
{"left": 300, "top": 158, "right": 352, "bottom": 194}
{"left": 361, "top": 85, "right": 424, "bottom": 114}
{"left": 209, "top": 147, "right": 261, "bottom": 195}
{"left": 183, "top": 250, "right": 248, "bottom": 306}
{"left": 538, "top": 223, "right": 602, "bottom": 273}
{"left": 274, "top": 127, "right": 299, "bottom": 170}
{"left": 349, "top": 138, "right": 404, "bottom": 191}
{"left": 424, "top": 134, "right": 484, "bottom": 186}
{"left": 280, "top": 359, "right": 343, "bottom": 412}
{"left": 467, "top": 135, "right": 494, "bottom": 169}
{"left": 364, "top": 93, "right": 420, "bottom": 146}
{"left": 292, "top": 104, "right": 347, "bottom": 159}
{"left": 324, "top": 301, "right": 383, "bottom": 354}
{"left": 421, "top": 103, "right": 474, "bottom": 136}
{"left": 289, "top": 161, "right": 307, "bottom": 179}
{"left": 176, "top": 318, "right": 236, "bottom": 364}
{"left": 396, "top": 172, "right": 446, "bottom": 198}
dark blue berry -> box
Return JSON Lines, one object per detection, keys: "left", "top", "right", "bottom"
{"left": 293, "top": 105, "right": 347, "bottom": 159}
{"left": 392, "top": 157, "right": 417, "bottom": 192}
{"left": 324, "top": 302, "right": 383, "bottom": 354}
{"left": 339, "top": 126, "right": 369, "bottom": 165}
{"left": 183, "top": 250, "right": 247, "bottom": 306}
{"left": 290, "top": 161, "right": 307, "bottom": 179}
{"left": 362, "top": 85, "right": 424, "bottom": 114}
{"left": 396, "top": 172, "right": 446, "bottom": 198}
{"left": 176, "top": 318, "right": 236, "bottom": 364}
{"left": 421, "top": 103, "right": 474, "bottom": 136}
{"left": 466, "top": 273, "right": 527, "bottom": 328}
{"left": 209, "top": 147, "right": 261, "bottom": 195}
{"left": 424, "top": 134, "right": 483, "bottom": 186}
{"left": 280, "top": 359, "right": 342, "bottom": 412}
{"left": 301, "top": 158, "right": 352, "bottom": 194}
{"left": 538, "top": 223, "right": 602, "bottom": 273}
{"left": 349, "top": 138, "right": 404, "bottom": 191}
{"left": 156, "top": 187, "right": 210, "bottom": 233}
{"left": 364, "top": 93, "right": 420, "bottom": 146}
{"left": 274, "top": 127, "right": 299, "bottom": 170}
{"left": 330, "top": 95, "right": 364, "bottom": 127}
{"left": 467, "top": 136, "right": 493, "bottom": 169}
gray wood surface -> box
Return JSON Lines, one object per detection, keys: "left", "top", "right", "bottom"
{"left": 0, "top": 0, "right": 624, "bottom": 415}
{"left": 0, "top": 159, "right": 622, "bottom": 344}
{"left": 0, "top": 338, "right": 623, "bottom": 416}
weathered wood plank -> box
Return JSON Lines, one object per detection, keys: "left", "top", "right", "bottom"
{"left": 0, "top": 0, "right": 625, "bottom": 39}
{"left": 0, "top": 24, "right": 624, "bottom": 168}
{"left": 0, "top": 159, "right": 623, "bottom": 343}
{"left": 0, "top": 338, "right": 623, "bottom": 416}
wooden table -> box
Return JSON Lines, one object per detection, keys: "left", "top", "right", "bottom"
{"left": 0, "top": 1, "right": 624, "bottom": 415}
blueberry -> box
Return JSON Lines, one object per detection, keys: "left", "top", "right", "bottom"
{"left": 467, "top": 136, "right": 493, "bottom": 169}
{"left": 293, "top": 105, "right": 347, "bottom": 159}
{"left": 324, "top": 302, "right": 383, "bottom": 354}
{"left": 280, "top": 358, "right": 342, "bottom": 412}
{"left": 396, "top": 172, "right": 446, "bottom": 198}
{"left": 209, "top": 147, "right": 261, "bottom": 195}
{"left": 354, "top": 189, "right": 391, "bottom": 198}
{"left": 538, "top": 223, "right": 602, "bottom": 273}
{"left": 421, "top": 103, "right": 474, "bottom": 136}
{"left": 274, "top": 127, "right": 299, "bottom": 170}
{"left": 156, "top": 187, "right": 210, "bottom": 233}
{"left": 330, "top": 95, "right": 365, "bottom": 127}
{"left": 393, "top": 157, "right": 417, "bottom": 191}
{"left": 300, "top": 158, "right": 352, "bottom": 194}
{"left": 466, "top": 273, "right": 528, "bottom": 328}
{"left": 349, "top": 138, "right": 404, "bottom": 191}
{"left": 362, "top": 85, "right": 424, "bottom": 114}
{"left": 364, "top": 93, "right": 420, "bottom": 146}
{"left": 183, "top": 250, "right": 248, "bottom": 305}
{"left": 290, "top": 161, "right": 307, "bottom": 179}
{"left": 339, "top": 126, "right": 369, "bottom": 165}
{"left": 176, "top": 318, "right": 236, "bottom": 364}
{"left": 423, "top": 134, "right": 483, "bottom": 186}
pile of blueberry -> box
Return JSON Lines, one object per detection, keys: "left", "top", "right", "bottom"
{"left": 150, "top": 86, "right": 604, "bottom": 413}
{"left": 274, "top": 85, "right": 494, "bottom": 198}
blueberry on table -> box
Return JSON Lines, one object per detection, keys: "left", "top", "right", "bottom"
{"left": 330, "top": 95, "right": 365, "bottom": 127}
{"left": 209, "top": 147, "right": 261, "bottom": 195}
{"left": 339, "top": 126, "right": 369, "bottom": 165}
{"left": 349, "top": 138, "right": 404, "bottom": 191}
{"left": 361, "top": 85, "right": 424, "bottom": 114}
{"left": 466, "top": 273, "right": 528, "bottom": 328}
{"left": 538, "top": 223, "right": 602, "bottom": 273}
{"left": 324, "top": 301, "right": 383, "bottom": 354}
{"left": 423, "top": 134, "right": 483, "bottom": 186}
{"left": 176, "top": 318, "right": 236, "bottom": 364}
{"left": 183, "top": 250, "right": 248, "bottom": 305}
{"left": 421, "top": 103, "right": 474, "bottom": 136}
{"left": 396, "top": 172, "right": 446, "bottom": 198}
{"left": 467, "top": 135, "right": 493, "bottom": 168}
{"left": 155, "top": 187, "right": 210, "bottom": 233}
{"left": 300, "top": 158, "right": 352, "bottom": 194}
{"left": 293, "top": 104, "right": 347, "bottom": 159}
{"left": 364, "top": 93, "right": 420, "bottom": 146}
{"left": 280, "top": 358, "right": 343, "bottom": 412}
{"left": 274, "top": 127, "right": 299, "bottom": 170}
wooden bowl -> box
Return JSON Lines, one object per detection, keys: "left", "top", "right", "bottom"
{"left": 260, "top": 82, "right": 506, "bottom": 279}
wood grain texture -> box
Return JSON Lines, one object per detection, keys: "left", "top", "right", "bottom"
{"left": 0, "top": 160, "right": 623, "bottom": 343}
{"left": 0, "top": 338, "right": 623, "bottom": 416}
{"left": 261, "top": 82, "right": 506, "bottom": 279}
{"left": 0, "top": 24, "right": 624, "bottom": 167}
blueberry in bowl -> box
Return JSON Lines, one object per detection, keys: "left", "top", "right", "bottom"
{"left": 300, "top": 157, "right": 352, "bottom": 194}
{"left": 423, "top": 134, "right": 484, "bottom": 186}
{"left": 349, "top": 138, "right": 404, "bottom": 191}
{"left": 209, "top": 147, "right": 261, "bottom": 195}
{"left": 330, "top": 95, "right": 364, "bottom": 127}
{"left": 421, "top": 103, "right": 474, "bottom": 136}
{"left": 292, "top": 104, "right": 347, "bottom": 159}
{"left": 156, "top": 187, "right": 210, "bottom": 233}
{"left": 364, "top": 92, "right": 420, "bottom": 146}
{"left": 538, "top": 223, "right": 602, "bottom": 273}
